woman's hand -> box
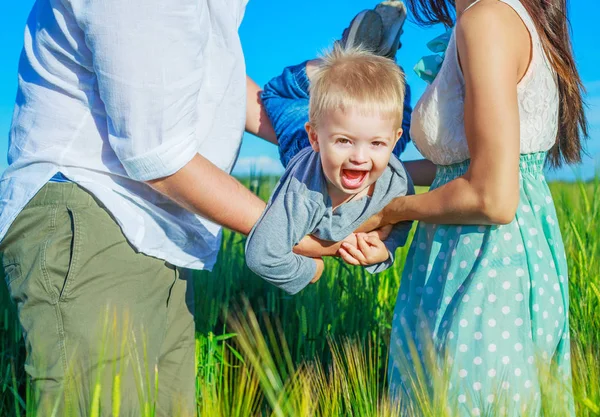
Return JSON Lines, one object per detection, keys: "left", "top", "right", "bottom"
{"left": 338, "top": 232, "right": 389, "bottom": 266}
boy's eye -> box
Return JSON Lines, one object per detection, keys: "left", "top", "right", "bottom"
{"left": 372, "top": 141, "right": 386, "bottom": 147}
{"left": 336, "top": 138, "right": 351, "bottom": 144}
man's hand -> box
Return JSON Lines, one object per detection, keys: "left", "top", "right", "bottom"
{"left": 354, "top": 211, "right": 387, "bottom": 234}
{"left": 338, "top": 233, "right": 389, "bottom": 266}
{"left": 373, "top": 224, "right": 393, "bottom": 241}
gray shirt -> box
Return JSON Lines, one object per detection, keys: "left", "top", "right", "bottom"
{"left": 245, "top": 147, "right": 415, "bottom": 294}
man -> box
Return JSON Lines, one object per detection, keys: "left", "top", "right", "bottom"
{"left": 0, "top": 1, "right": 411, "bottom": 416}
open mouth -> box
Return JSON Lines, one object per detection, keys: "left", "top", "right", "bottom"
{"left": 341, "top": 169, "right": 369, "bottom": 189}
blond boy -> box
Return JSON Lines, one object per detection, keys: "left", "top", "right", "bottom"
{"left": 245, "top": 46, "right": 414, "bottom": 294}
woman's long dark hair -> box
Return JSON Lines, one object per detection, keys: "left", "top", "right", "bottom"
{"left": 406, "top": 0, "right": 588, "bottom": 168}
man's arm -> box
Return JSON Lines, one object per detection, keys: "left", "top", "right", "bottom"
{"left": 148, "top": 153, "right": 266, "bottom": 235}
{"left": 70, "top": 0, "right": 270, "bottom": 235}
{"left": 246, "top": 76, "right": 278, "bottom": 145}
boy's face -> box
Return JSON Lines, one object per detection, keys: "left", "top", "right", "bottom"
{"left": 306, "top": 108, "right": 402, "bottom": 199}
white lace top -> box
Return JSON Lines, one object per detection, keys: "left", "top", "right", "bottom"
{"left": 410, "top": 0, "right": 559, "bottom": 166}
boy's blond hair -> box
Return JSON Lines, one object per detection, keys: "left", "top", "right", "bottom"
{"left": 308, "top": 44, "right": 406, "bottom": 130}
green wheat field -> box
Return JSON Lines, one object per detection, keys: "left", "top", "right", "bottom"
{"left": 1, "top": 178, "right": 599, "bottom": 416}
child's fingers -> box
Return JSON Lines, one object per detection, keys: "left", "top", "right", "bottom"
{"left": 341, "top": 242, "right": 367, "bottom": 263}
{"left": 338, "top": 247, "right": 361, "bottom": 266}
{"left": 357, "top": 234, "right": 373, "bottom": 254}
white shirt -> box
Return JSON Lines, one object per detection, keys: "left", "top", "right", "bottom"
{"left": 0, "top": 0, "right": 249, "bottom": 270}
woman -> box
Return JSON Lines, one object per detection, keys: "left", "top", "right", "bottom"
{"left": 339, "top": 0, "right": 587, "bottom": 414}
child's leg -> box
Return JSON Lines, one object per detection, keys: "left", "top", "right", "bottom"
{"left": 262, "top": 60, "right": 413, "bottom": 166}
{"left": 261, "top": 61, "right": 312, "bottom": 168}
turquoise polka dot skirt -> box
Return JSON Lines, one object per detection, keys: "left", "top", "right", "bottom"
{"left": 388, "top": 153, "right": 574, "bottom": 416}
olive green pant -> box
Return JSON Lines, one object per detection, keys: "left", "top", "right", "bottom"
{"left": 0, "top": 183, "right": 196, "bottom": 417}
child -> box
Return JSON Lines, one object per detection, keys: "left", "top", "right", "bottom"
{"left": 245, "top": 45, "right": 414, "bottom": 295}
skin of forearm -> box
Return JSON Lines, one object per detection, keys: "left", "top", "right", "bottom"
{"left": 245, "top": 76, "right": 278, "bottom": 145}
{"left": 294, "top": 235, "right": 343, "bottom": 258}
{"left": 403, "top": 159, "right": 437, "bottom": 187}
{"left": 147, "top": 153, "right": 266, "bottom": 235}
{"left": 383, "top": 173, "right": 517, "bottom": 226}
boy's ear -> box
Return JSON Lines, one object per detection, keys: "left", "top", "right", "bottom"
{"left": 394, "top": 128, "right": 403, "bottom": 146}
{"left": 305, "top": 122, "right": 320, "bottom": 152}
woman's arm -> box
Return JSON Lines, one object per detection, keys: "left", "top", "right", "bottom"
{"left": 374, "top": 2, "right": 531, "bottom": 227}
{"left": 403, "top": 159, "right": 437, "bottom": 187}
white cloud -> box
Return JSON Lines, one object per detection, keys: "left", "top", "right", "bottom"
{"left": 232, "top": 156, "right": 284, "bottom": 176}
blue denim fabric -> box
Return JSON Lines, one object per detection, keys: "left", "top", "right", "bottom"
{"left": 262, "top": 61, "right": 413, "bottom": 168}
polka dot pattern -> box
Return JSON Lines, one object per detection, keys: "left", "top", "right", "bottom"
{"left": 388, "top": 153, "right": 574, "bottom": 416}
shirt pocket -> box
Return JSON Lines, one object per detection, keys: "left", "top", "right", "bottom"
{"left": 42, "top": 206, "right": 80, "bottom": 303}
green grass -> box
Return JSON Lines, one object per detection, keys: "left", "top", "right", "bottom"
{"left": 1, "top": 179, "right": 599, "bottom": 416}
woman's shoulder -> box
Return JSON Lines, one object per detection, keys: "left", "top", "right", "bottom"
{"left": 456, "top": 0, "right": 532, "bottom": 82}
{"left": 457, "top": 0, "right": 531, "bottom": 42}
{"left": 457, "top": 0, "right": 536, "bottom": 45}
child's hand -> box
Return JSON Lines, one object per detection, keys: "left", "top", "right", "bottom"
{"left": 338, "top": 233, "right": 389, "bottom": 266}
{"left": 341, "top": 232, "right": 358, "bottom": 248}
{"left": 310, "top": 258, "right": 325, "bottom": 283}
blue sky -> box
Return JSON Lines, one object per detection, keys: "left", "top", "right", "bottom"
{"left": 0, "top": 0, "right": 598, "bottom": 180}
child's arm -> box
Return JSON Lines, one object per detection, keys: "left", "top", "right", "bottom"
{"left": 245, "top": 191, "right": 323, "bottom": 295}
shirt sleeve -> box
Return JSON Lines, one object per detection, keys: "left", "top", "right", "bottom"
{"left": 71, "top": 0, "right": 209, "bottom": 181}
{"left": 245, "top": 191, "right": 319, "bottom": 295}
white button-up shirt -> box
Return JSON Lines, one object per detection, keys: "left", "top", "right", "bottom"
{"left": 0, "top": 0, "right": 249, "bottom": 269}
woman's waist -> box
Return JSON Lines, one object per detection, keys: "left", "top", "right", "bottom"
{"left": 432, "top": 152, "right": 548, "bottom": 187}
